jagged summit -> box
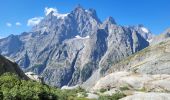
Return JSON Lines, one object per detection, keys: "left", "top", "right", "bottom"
{"left": 74, "top": 4, "right": 85, "bottom": 11}
{"left": 71, "top": 5, "right": 100, "bottom": 22}
{"left": 104, "top": 16, "right": 117, "bottom": 25}
{"left": 128, "top": 25, "right": 153, "bottom": 42}
{"left": 47, "top": 10, "right": 54, "bottom": 16}
{"left": 72, "top": 4, "right": 88, "bottom": 15}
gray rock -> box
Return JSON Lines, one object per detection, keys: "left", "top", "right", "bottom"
{"left": 93, "top": 71, "right": 170, "bottom": 92}
{"left": 108, "top": 33, "right": 170, "bottom": 75}
{"left": 120, "top": 93, "right": 170, "bottom": 100}
{"left": 0, "top": 55, "right": 28, "bottom": 79}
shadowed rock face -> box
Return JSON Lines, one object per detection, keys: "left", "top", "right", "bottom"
{"left": 0, "top": 55, "right": 28, "bottom": 79}
{"left": 0, "top": 6, "right": 150, "bottom": 87}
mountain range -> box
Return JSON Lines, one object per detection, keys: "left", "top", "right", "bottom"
{"left": 2, "top": 5, "right": 170, "bottom": 100}
{"left": 0, "top": 5, "right": 154, "bottom": 88}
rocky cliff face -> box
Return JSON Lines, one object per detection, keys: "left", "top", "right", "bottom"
{"left": 107, "top": 29, "right": 170, "bottom": 75}
{"left": 0, "top": 6, "right": 150, "bottom": 87}
{"left": 0, "top": 55, "right": 28, "bottom": 79}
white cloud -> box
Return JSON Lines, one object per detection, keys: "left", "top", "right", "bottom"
{"left": 44, "top": 7, "right": 68, "bottom": 19}
{"left": 27, "top": 17, "right": 43, "bottom": 26}
{"left": 26, "top": 7, "right": 68, "bottom": 27}
{"left": 6, "top": 22, "right": 12, "bottom": 27}
{"left": 45, "top": 7, "right": 58, "bottom": 16}
{"left": 16, "top": 22, "right": 22, "bottom": 26}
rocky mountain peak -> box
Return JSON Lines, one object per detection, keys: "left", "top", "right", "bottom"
{"left": 163, "top": 28, "right": 170, "bottom": 34}
{"left": 71, "top": 5, "right": 100, "bottom": 23}
{"left": 74, "top": 4, "right": 85, "bottom": 11}
{"left": 72, "top": 5, "right": 86, "bottom": 16}
{"left": 128, "top": 25, "right": 153, "bottom": 42}
{"left": 101, "top": 17, "right": 117, "bottom": 32}
{"left": 104, "top": 16, "right": 117, "bottom": 25}
{"left": 47, "top": 10, "right": 55, "bottom": 17}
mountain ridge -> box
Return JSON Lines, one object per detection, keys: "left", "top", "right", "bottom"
{"left": 0, "top": 55, "right": 28, "bottom": 79}
{"left": 0, "top": 5, "right": 151, "bottom": 87}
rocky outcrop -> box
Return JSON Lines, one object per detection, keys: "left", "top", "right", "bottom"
{"left": 25, "top": 72, "right": 43, "bottom": 83}
{"left": 0, "top": 55, "right": 28, "bottom": 79}
{"left": 91, "top": 71, "right": 170, "bottom": 100}
{"left": 151, "top": 28, "right": 170, "bottom": 45}
{"left": 120, "top": 93, "right": 170, "bottom": 100}
{"left": 93, "top": 71, "right": 170, "bottom": 92}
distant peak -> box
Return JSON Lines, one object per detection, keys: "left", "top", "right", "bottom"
{"left": 46, "top": 11, "right": 54, "bottom": 17}
{"left": 76, "top": 4, "right": 82, "bottom": 8}
{"left": 104, "top": 16, "right": 117, "bottom": 24}
{"left": 163, "top": 28, "right": 170, "bottom": 34}
{"left": 74, "top": 4, "right": 84, "bottom": 11}
{"left": 137, "top": 24, "right": 144, "bottom": 27}
{"left": 88, "top": 8, "right": 97, "bottom": 16}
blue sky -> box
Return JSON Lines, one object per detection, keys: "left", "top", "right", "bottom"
{"left": 0, "top": 0, "right": 170, "bottom": 38}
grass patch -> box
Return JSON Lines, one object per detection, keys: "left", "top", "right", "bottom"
{"left": 98, "top": 92, "right": 126, "bottom": 100}
{"left": 137, "top": 87, "right": 147, "bottom": 92}
{"left": 119, "top": 85, "right": 130, "bottom": 91}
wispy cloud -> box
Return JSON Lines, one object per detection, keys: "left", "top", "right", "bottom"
{"left": 44, "top": 7, "right": 68, "bottom": 18}
{"left": 27, "top": 17, "right": 43, "bottom": 26}
{"left": 6, "top": 22, "right": 12, "bottom": 27}
{"left": 27, "top": 7, "right": 68, "bottom": 27}
{"left": 16, "top": 22, "right": 22, "bottom": 26}
{"left": 45, "top": 7, "right": 58, "bottom": 16}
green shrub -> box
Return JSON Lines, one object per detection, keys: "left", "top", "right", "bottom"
{"left": 100, "top": 88, "right": 107, "bottom": 93}
{"left": 0, "top": 72, "right": 96, "bottom": 100}
{"left": 81, "top": 92, "right": 88, "bottom": 97}
{"left": 119, "top": 85, "right": 130, "bottom": 91}
{"left": 138, "top": 87, "right": 147, "bottom": 92}
{"left": 76, "top": 86, "right": 86, "bottom": 92}
{"left": 99, "top": 92, "right": 126, "bottom": 100}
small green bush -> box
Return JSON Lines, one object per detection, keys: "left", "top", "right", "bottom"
{"left": 100, "top": 88, "right": 107, "bottom": 93}
{"left": 137, "top": 87, "right": 147, "bottom": 92}
{"left": 99, "top": 92, "right": 126, "bottom": 100}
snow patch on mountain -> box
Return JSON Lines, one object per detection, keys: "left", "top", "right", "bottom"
{"left": 141, "top": 27, "right": 149, "bottom": 33}
{"left": 75, "top": 35, "right": 90, "bottom": 39}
